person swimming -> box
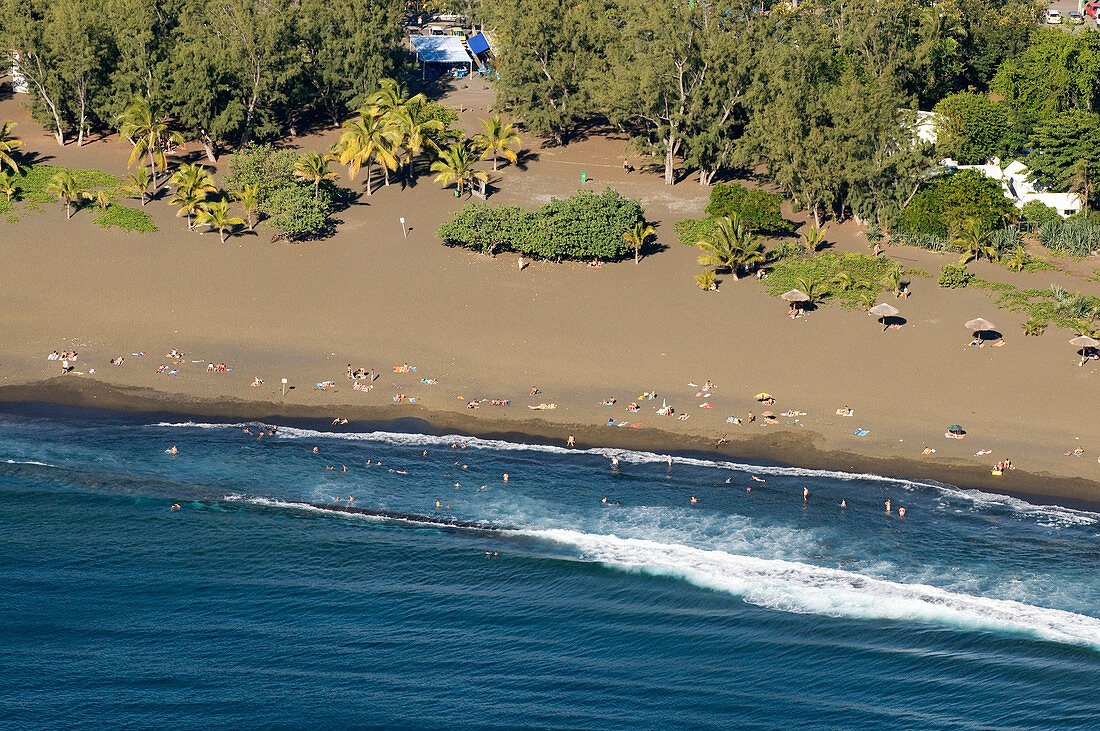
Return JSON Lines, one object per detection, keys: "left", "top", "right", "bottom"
{"left": 166, "top": 446, "right": 178, "bottom": 455}
{"left": 690, "top": 496, "right": 697, "bottom": 504}
{"left": 751, "top": 475, "right": 765, "bottom": 483}
{"left": 885, "top": 499, "right": 892, "bottom": 513}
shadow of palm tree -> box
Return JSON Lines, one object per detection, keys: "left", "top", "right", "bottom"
{"left": 512, "top": 149, "right": 540, "bottom": 171}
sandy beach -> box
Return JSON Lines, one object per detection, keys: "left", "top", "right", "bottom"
{"left": 3, "top": 77, "right": 1100, "bottom": 506}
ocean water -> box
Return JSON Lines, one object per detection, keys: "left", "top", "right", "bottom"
{"left": 1, "top": 406, "right": 1099, "bottom": 729}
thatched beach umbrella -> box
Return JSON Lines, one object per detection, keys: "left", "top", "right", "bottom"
{"left": 1069, "top": 336, "right": 1100, "bottom": 348}
{"left": 964, "top": 317, "right": 995, "bottom": 332}
{"left": 869, "top": 303, "right": 900, "bottom": 332}
{"left": 780, "top": 289, "right": 810, "bottom": 302}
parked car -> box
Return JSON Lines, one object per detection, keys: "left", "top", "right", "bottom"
{"left": 1067, "top": 10, "right": 1084, "bottom": 23}
{"left": 1085, "top": 1, "right": 1100, "bottom": 19}
{"left": 1045, "top": 9, "right": 1062, "bottom": 23}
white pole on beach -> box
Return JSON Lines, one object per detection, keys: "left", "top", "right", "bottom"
{"left": 281, "top": 378, "right": 288, "bottom": 397}
{"left": 400, "top": 217, "right": 407, "bottom": 238}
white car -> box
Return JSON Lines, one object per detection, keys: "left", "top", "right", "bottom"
{"left": 1046, "top": 9, "right": 1062, "bottom": 23}
{"left": 1067, "top": 10, "right": 1084, "bottom": 23}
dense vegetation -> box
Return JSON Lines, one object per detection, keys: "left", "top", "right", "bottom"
{"left": 487, "top": 0, "right": 1099, "bottom": 227}
{"left": 675, "top": 182, "right": 792, "bottom": 246}
{"left": 1, "top": 0, "right": 406, "bottom": 151}
{"left": 436, "top": 189, "right": 645, "bottom": 260}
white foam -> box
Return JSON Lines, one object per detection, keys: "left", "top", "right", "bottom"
{"left": 520, "top": 528, "right": 1100, "bottom": 650}
{"left": 3, "top": 458, "right": 54, "bottom": 467}
{"left": 157, "top": 421, "right": 1100, "bottom": 526}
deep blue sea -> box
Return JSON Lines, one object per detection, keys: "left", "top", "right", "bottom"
{"left": 2, "top": 406, "right": 1099, "bottom": 729}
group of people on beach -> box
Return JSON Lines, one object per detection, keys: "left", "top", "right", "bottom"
{"left": 346, "top": 364, "right": 377, "bottom": 381}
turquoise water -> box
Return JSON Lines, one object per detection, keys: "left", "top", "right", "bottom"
{"left": 2, "top": 405, "right": 1099, "bottom": 728}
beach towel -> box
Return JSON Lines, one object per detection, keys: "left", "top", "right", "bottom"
{"left": 607, "top": 419, "right": 616, "bottom": 426}
{"left": 726, "top": 417, "right": 741, "bottom": 424}
{"left": 132, "top": 352, "right": 146, "bottom": 356}
{"left": 631, "top": 423, "right": 641, "bottom": 429}
{"left": 854, "top": 429, "right": 870, "bottom": 436}
{"left": 168, "top": 370, "right": 179, "bottom": 375}
{"left": 699, "top": 403, "right": 713, "bottom": 408}
{"left": 617, "top": 421, "right": 628, "bottom": 427}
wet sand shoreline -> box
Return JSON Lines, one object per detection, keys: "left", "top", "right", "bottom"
{"left": 4, "top": 377, "right": 1098, "bottom": 512}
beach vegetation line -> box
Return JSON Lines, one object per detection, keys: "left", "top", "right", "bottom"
{"left": 765, "top": 253, "right": 898, "bottom": 308}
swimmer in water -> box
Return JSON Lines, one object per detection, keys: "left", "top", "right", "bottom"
{"left": 502, "top": 473, "right": 508, "bottom": 482}
{"left": 690, "top": 496, "right": 698, "bottom": 504}
{"left": 167, "top": 446, "right": 178, "bottom": 455}
{"left": 435, "top": 501, "right": 442, "bottom": 509}
{"left": 840, "top": 499, "right": 846, "bottom": 508}
{"left": 725, "top": 478, "right": 731, "bottom": 484}
{"left": 171, "top": 503, "right": 181, "bottom": 510}
{"left": 453, "top": 482, "right": 460, "bottom": 488}
{"left": 885, "top": 499, "right": 892, "bottom": 513}
{"left": 898, "top": 507, "right": 906, "bottom": 518}
{"left": 348, "top": 497, "right": 354, "bottom": 503}
{"left": 751, "top": 475, "right": 765, "bottom": 483}
{"left": 611, "top": 455, "right": 619, "bottom": 466}
{"left": 803, "top": 487, "right": 809, "bottom": 501}
{"left": 342, "top": 465, "right": 347, "bottom": 472}
{"left": 422, "top": 450, "right": 428, "bottom": 457}
{"left": 312, "top": 447, "right": 319, "bottom": 454}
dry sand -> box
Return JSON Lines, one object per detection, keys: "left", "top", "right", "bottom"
{"left": 2, "top": 78, "right": 1100, "bottom": 505}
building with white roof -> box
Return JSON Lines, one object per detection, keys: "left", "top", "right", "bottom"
{"left": 942, "top": 158, "right": 1083, "bottom": 218}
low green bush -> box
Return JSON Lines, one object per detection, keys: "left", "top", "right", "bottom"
{"left": 938, "top": 264, "right": 973, "bottom": 288}
{"left": 674, "top": 217, "right": 718, "bottom": 246}
{"left": 1020, "top": 200, "right": 1060, "bottom": 226}
{"left": 704, "top": 182, "right": 793, "bottom": 235}
{"left": 437, "top": 188, "right": 644, "bottom": 261}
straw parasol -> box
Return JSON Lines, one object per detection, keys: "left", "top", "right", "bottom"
{"left": 965, "top": 317, "right": 995, "bottom": 332}
{"left": 780, "top": 289, "right": 809, "bottom": 302}
{"left": 947, "top": 424, "right": 965, "bottom": 435}
{"left": 1069, "top": 335, "right": 1100, "bottom": 348}
{"left": 869, "top": 303, "right": 899, "bottom": 318}
{"left": 755, "top": 392, "right": 773, "bottom": 401}
{"left": 868, "top": 303, "right": 900, "bottom": 332}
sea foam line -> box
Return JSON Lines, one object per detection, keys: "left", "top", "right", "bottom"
{"left": 220, "top": 494, "right": 1100, "bottom": 650}
{"left": 158, "top": 421, "right": 1100, "bottom": 525}
{"left": 520, "top": 528, "right": 1100, "bottom": 651}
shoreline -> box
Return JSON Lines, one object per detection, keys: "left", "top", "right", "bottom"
{"left": 4, "top": 377, "right": 1099, "bottom": 512}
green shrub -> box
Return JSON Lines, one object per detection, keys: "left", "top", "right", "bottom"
{"left": 224, "top": 143, "right": 299, "bottom": 205}
{"left": 770, "top": 240, "right": 804, "bottom": 261}
{"left": 938, "top": 264, "right": 973, "bottom": 288}
{"left": 897, "top": 170, "right": 1014, "bottom": 239}
{"left": 93, "top": 203, "right": 157, "bottom": 232}
{"left": 1020, "top": 200, "right": 1060, "bottom": 226}
{"left": 436, "top": 188, "right": 643, "bottom": 261}
{"left": 704, "top": 182, "right": 792, "bottom": 235}
{"left": 1039, "top": 218, "right": 1100, "bottom": 257}
{"left": 16, "top": 164, "right": 122, "bottom": 203}
{"left": 264, "top": 184, "right": 331, "bottom": 237}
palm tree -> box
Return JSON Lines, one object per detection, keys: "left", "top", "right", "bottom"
{"left": 293, "top": 151, "right": 337, "bottom": 200}
{"left": 390, "top": 103, "right": 445, "bottom": 180}
{"left": 954, "top": 218, "right": 999, "bottom": 265}
{"left": 365, "top": 78, "right": 423, "bottom": 119}
{"left": 472, "top": 115, "right": 521, "bottom": 172}
{"left": 333, "top": 111, "right": 401, "bottom": 195}
{"left": 1072, "top": 319, "right": 1098, "bottom": 338}
{"left": 81, "top": 189, "right": 116, "bottom": 212}
{"left": 124, "top": 169, "right": 151, "bottom": 206}
{"left": 0, "top": 170, "right": 19, "bottom": 201}
{"left": 233, "top": 184, "right": 259, "bottom": 230}
{"left": 857, "top": 290, "right": 878, "bottom": 309}
{"left": 169, "top": 188, "right": 208, "bottom": 230}
{"left": 882, "top": 262, "right": 904, "bottom": 296}
{"left": 116, "top": 98, "right": 184, "bottom": 187}
{"left": 696, "top": 270, "right": 717, "bottom": 291}
{"left": 623, "top": 221, "right": 657, "bottom": 264}
{"left": 794, "top": 276, "right": 827, "bottom": 304}
{"left": 0, "top": 120, "right": 24, "bottom": 173}
{"left": 695, "top": 214, "right": 765, "bottom": 279}
{"left": 1022, "top": 318, "right": 1047, "bottom": 336}
{"left": 800, "top": 224, "right": 825, "bottom": 254}
{"left": 1004, "top": 245, "right": 1032, "bottom": 272}
{"left": 195, "top": 200, "right": 246, "bottom": 243}
{"left": 45, "top": 171, "right": 83, "bottom": 219}
{"left": 430, "top": 143, "right": 487, "bottom": 197}
{"left": 831, "top": 271, "right": 873, "bottom": 292}
{"left": 171, "top": 163, "right": 217, "bottom": 197}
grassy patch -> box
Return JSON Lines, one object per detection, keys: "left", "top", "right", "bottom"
{"left": 16, "top": 164, "right": 123, "bottom": 204}
{"left": 765, "top": 252, "right": 897, "bottom": 307}
{"left": 0, "top": 197, "right": 13, "bottom": 216}
{"left": 674, "top": 217, "right": 718, "bottom": 246}
{"left": 970, "top": 280, "right": 1100, "bottom": 332}
{"left": 92, "top": 203, "right": 157, "bottom": 233}
{"left": 905, "top": 267, "right": 932, "bottom": 279}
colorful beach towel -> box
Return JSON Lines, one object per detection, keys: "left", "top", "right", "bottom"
{"left": 854, "top": 429, "right": 870, "bottom": 436}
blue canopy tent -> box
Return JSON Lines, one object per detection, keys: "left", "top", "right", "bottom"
{"left": 410, "top": 36, "right": 474, "bottom": 77}
{"left": 467, "top": 33, "right": 490, "bottom": 55}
